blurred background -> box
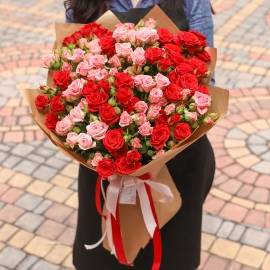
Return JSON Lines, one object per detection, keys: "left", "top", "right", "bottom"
{"left": 0, "top": 0, "right": 269, "bottom": 269}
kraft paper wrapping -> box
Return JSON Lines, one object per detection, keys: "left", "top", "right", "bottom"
{"left": 21, "top": 5, "right": 229, "bottom": 264}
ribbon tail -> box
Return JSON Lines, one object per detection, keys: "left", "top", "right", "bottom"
{"left": 95, "top": 175, "right": 106, "bottom": 218}
{"left": 111, "top": 205, "right": 129, "bottom": 266}
{"left": 145, "top": 183, "right": 162, "bottom": 270}
{"left": 84, "top": 231, "right": 107, "bottom": 250}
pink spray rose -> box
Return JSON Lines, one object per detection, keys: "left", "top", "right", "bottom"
{"left": 91, "top": 152, "right": 104, "bottom": 167}
{"left": 69, "top": 105, "right": 85, "bottom": 123}
{"left": 55, "top": 117, "right": 73, "bottom": 136}
{"left": 134, "top": 101, "right": 148, "bottom": 113}
{"left": 109, "top": 55, "right": 122, "bottom": 68}
{"left": 133, "top": 113, "right": 147, "bottom": 126}
{"left": 67, "top": 48, "right": 85, "bottom": 63}
{"left": 76, "top": 61, "right": 91, "bottom": 76}
{"left": 134, "top": 75, "right": 156, "bottom": 92}
{"left": 87, "top": 39, "right": 102, "bottom": 54}
{"left": 136, "top": 27, "right": 159, "bottom": 44}
{"left": 42, "top": 54, "right": 56, "bottom": 68}
{"left": 86, "top": 121, "right": 109, "bottom": 140}
{"left": 87, "top": 55, "right": 107, "bottom": 69}
{"left": 149, "top": 88, "right": 163, "bottom": 103}
{"left": 113, "top": 24, "right": 130, "bottom": 42}
{"left": 77, "top": 133, "right": 96, "bottom": 150}
{"left": 131, "top": 47, "right": 146, "bottom": 66}
{"left": 115, "top": 42, "right": 133, "bottom": 58}
{"left": 194, "top": 91, "right": 211, "bottom": 115}
{"left": 147, "top": 104, "right": 162, "bottom": 120}
{"left": 62, "top": 79, "right": 86, "bottom": 100}
{"left": 164, "top": 103, "right": 176, "bottom": 115}
{"left": 119, "top": 111, "right": 132, "bottom": 127}
{"left": 155, "top": 73, "right": 170, "bottom": 89}
{"left": 139, "top": 121, "right": 153, "bottom": 136}
{"left": 66, "top": 132, "right": 78, "bottom": 148}
{"left": 87, "top": 68, "right": 108, "bottom": 81}
{"left": 131, "top": 137, "right": 143, "bottom": 149}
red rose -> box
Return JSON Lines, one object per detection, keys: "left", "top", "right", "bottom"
{"left": 173, "top": 122, "right": 191, "bottom": 141}
{"left": 45, "top": 112, "right": 58, "bottom": 130}
{"left": 197, "top": 50, "right": 211, "bottom": 63}
{"left": 177, "top": 31, "right": 207, "bottom": 53}
{"left": 126, "top": 96, "right": 141, "bottom": 113}
{"left": 86, "top": 91, "right": 109, "bottom": 112}
{"left": 99, "top": 35, "right": 116, "bottom": 56}
{"left": 157, "top": 28, "right": 174, "bottom": 44}
{"left": 99, "top": 103, "right": 119, "bottom": 125}
{"left": 197, "top": 85, "right": 209, "bottom": 95}
{"left": 97, "top": 158, "right": 116, "bottom": 177}
{"left": 103, "top": 129, "right": 125, "bottom": 153}
{"left": 80, "top": 22, "right": 103, "bottom": 38}
{"left": 116, "top": 87, "right": 133, "bottom": 106}
{"left": 155, "top": 110, "right": 168, "bottom": 125}
{"left": 176, "top": 63, "right": 194, "bottom": 76}
{"left": 168, "top": 113, "right": 181, "bottom": 126}
{"left": 126, "top": 150, "right": 142, "bottom": 162}
{"left": 157, "top": 58, "right": 173, "bottom": 72}
{"left": 164, "top": 84, "right": 182, "bottom": 102}
{"left": 164, "top": 43, "right": 182, "bottom": 55}
{"left": 82, "top": 80, "right": 99, "bottom": 96}
{"left": 35, "top": 94, "right": 50, "bottom": 110}
{"left": 164, "top": 44, "right": 185, "bottom": 65}
{"left": 145, "top": 47, "right": 164, "bottom": 64}
{"left": 116, "top": 155, "right": 142, "bottom": 175}
{"left": 179, "top": 74, "right": 198, "bottom": 91}
{"left": 98, "top": 79, "right": 110, "bottom": 93}
{"left": 188, "top": 58, "right": 208, "bottom": 76}
{"left": 63, "top": 35, "right": 77, "bottom": 46}
{"left": 53, "top": 70, "right": 71, "bottom": 90}
{"left": 150, "top": 124, "right": 170, "bottom": 150}
{"left": 115, "top": 72, "right": 134, "bottom": 89}
{"left": 168, "top": 70, "right": 179, "bottom": 84}
{"left": 73, "top": 31, "right": 83, "bottom": 41}
{"left": 50, "top": 96, "right": 65, "bottom": 113}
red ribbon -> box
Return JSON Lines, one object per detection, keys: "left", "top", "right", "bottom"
{"left": 95, "top": 173, "right": 162, "bottom": 270}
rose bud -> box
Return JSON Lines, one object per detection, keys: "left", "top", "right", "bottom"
{"left": 192, "top": 122, "right": 199, "bottom": 129}
{"left": 147, "top": 150, "right": 155, "bottom": 157}
{"left": 209, "top": 112, "right": 219, "bottom": 121}
{"left": 108, "top": 97, "right": 117, "bottom": 106}
{"left": 89, "top": 114, "right": 98, "bottom": 122}
{"left": 110, "top": 87, "right": 116, "bottom": 95}
{"left": 143, "top": 66, "right": 150, "bottom": 73}
{"left": 124, "top": 134, "right": 132, "bottom": 142}
{"left": 108, "top": 76, "right": 115, "bottom": 84}
{"left": 203, "top": 116, "right": 215, "bottom": 125}
{"left": 114, "top": 107, "right": 122, "bottom": 114}
{"left": 73, "top": 126, "right": 81, "bottom": 133}
{"left": 167, "top": 140, "right": 176, "bottom": 148}
{"left": 176, "top": 105, "right": 185, "bottom": 114}
{"left": 188, "top": 103, "right": 196, "bottom": 111}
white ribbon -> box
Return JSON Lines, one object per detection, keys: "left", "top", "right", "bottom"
{"left": 84, "top": 174, "right": 174, "bottom": 254}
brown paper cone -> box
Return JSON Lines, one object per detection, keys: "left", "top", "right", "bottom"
{"left": 21, "top": 5, "right": 230, "bottom": 264}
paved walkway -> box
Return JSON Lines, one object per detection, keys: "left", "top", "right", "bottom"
{"left": 0, "top": 0, "right": 269, "bottom": 269}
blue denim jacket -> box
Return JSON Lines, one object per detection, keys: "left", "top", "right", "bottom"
{"left": 65, "top": 0, "right": 214, "bottom": 47}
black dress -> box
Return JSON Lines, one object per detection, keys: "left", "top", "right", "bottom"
{"left": 72, "top": 2, "right": 216, "bottom": 270}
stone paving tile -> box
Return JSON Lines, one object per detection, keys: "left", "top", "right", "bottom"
{"left": 15, "top": 212, "right": 45, "bottom": 232}
{"left": 0, "top": 246, "right": 26, "bottom": 269}
{"left": 0, "top": 0, "right": 269, "bottom": 269}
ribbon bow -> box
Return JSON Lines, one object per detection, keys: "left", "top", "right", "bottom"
{"left": 85, "top": 173, "right": 174, "bottom": 270}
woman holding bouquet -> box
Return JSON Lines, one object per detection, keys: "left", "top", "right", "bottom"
{"left": 64, "top": 0, "right": 215, "bottom": 269}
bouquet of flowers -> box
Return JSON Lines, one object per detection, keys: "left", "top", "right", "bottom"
{"left": 22, "top": 6, "right": 229, "bottom": 270}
